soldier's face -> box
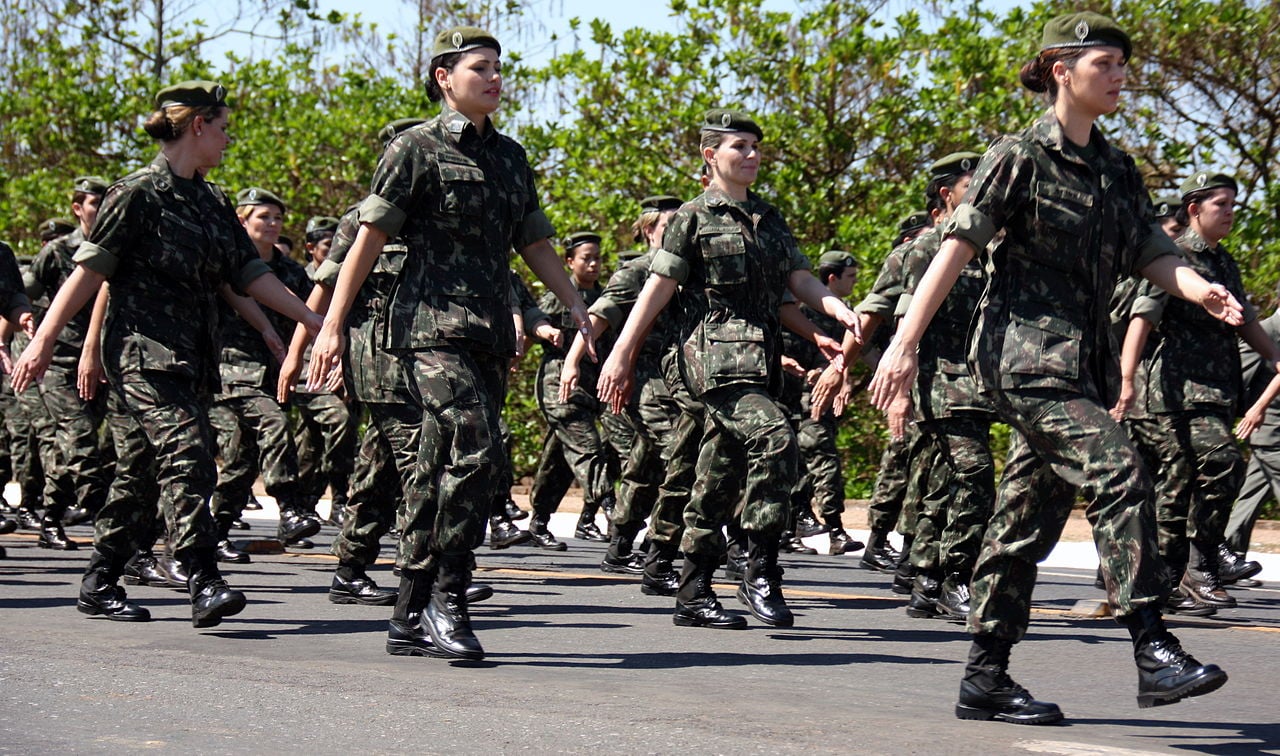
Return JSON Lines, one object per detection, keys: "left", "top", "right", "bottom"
{"left": 1191, "top": 188, "right": 1236, "bottom": 243}
{"left": 828, "top": 266, "right": 857, "bottom": 299}
{"left": 440, "top": 49, "right": 502, "bottom": 118}
{"left": 1159, "top": 217, "right": 1185, "bottom": 240}
{"left": 706, "top": 132, "right": 760, "bottom": 190}
{"left": 195, "top": 111, "right": 233, "bottom": 169}
{"left": 567, "top": 244, "right": 601, "bottom": 286}
{"left": 646, "top": 210, "right": 674, "bottom": 249}
{"left": 307, "top": 235, "right": 333, "bottom": 264}
{"left": 1059, "top": 46, "right": 1126, "bottom": 117}
{"left": 73, "top": 194, "right": 101, "bottom": 235}
{"left": 241, "top": 204, "right": 283, "bottom": 250}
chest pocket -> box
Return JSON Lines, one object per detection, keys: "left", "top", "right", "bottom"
{"left": 157, "top": 208, "right": 211, "bottom": 280}
{"left": 1033, "top": 182, "right": 1094, "bottom": 272}
{"left": 437, "top": 155, "right": 486, "bottom": 220}
{"left": 698, "top": 227, "right": 748, "bottom": 285}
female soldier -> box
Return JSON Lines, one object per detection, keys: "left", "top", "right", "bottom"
{"left": 870, "top": 13, "right": 1236, "bottom": 722}
{"left": 12, "top": 80, "right": 320, "bottom": 629}
{"left": 306, "top": 27, "right": 593, "bottom": 662}
{"left": 597, "top": 109, "right": 859, "bottom": 630}
{"left": 1113, "top": 173, "right": 1278, "bottom": 613}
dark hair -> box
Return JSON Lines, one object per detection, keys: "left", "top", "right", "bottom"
{"left": 818, "top": 262, "right": 851, "bottom": 285}
{"left": 425, "top": 52, "right": 464, "bottom": 102}
{"left": 1018, "top": 48, "right": 1087, "bottom": 99}
{"left": 72, "top": 190, "right": 95, "bottom": 206}
{"left": 142, "top": 104, "right": 224, "bottom": 142}
{"left": 924, "top": 173, "right": 968, "bottom": 215}
{"left": 1175, "top": 187, "right": 1233, "bottom": 227}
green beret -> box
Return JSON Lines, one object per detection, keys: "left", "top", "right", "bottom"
{"left": 378, "top": 118, "right": 426, "bottom": 145}
{"left": 700, "top": 108, "right": 763, "bottom": 140}
{"left": 819, "top": 250, "right": 858, "bottom": 268}
{"left": 640, "top": 195, "right": 683, "bottom": 212}
{"left": 72, "top": 176, "right": 109, "bottom": 196}
{"left": 1152, "top": 194, "right": 1181, "bottom": 219}
{"left": 564, "top": 231, "right": 602, "bottom": 250}
{"left": 39, "top": 217, "right": 77, "bottom": 242}
{"left": 431, "top": 26, "right": 501, "bottom": 60}
{"left": 929, "top": 152, "right": 983, "bottom": 180}
{"left": 235, "top": 187, "right": 287, "bottom": 214}
{"left": 305, "top": 216, "right": 340, "bottom": 241}
{"left": 1180, "top": 172, "right": 1238, "bottom": 199}
{"left": 1040, "top": 12, "right": 1132, "bottom": 61}
{"left": 898, "top": 211, "right": 931, "bottom": 233}
{"left": 154, "top": 80, "right": 228, "bottom": 110}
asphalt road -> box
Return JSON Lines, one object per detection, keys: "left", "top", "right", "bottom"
{"left": 2, "top": 517, "right": 1278, "bottom": 755}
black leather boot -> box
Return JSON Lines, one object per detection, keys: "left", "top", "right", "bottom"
{"left": 331, "top": 561, "right": 398, "bottom": 605}
{"left": 528, "top": 514, "right": 567, "bottom": 551}
{"left": 503, "top": 498, "right": 528, "bottom": 521}
{"left": 827, "top": 526, "right": 864, "bottom": 556}
{"left": 187, "top": 551, "right": 247, "bottom": 628}
{"left": 487, "top": 515, "right": 531, "bottom": 550}
{"left": 61, "top": 506, "right": 94, "bottom": 527}
{"left": 674, "top": 554, "right": 746, "bottom": 629}
{"left": 1180, "top": 542, "right": 1236, "bottom": 608}
{"left": 859, "top": 528, "right": 901, "bottom": 572}
{"left": 122, "top": 550, "right": 169, "bottom": 587}
{"left": 78, "top": 550, "right": 151, "bottom": 621}
{"left": 601, "top": 521, "right": 645, "bottom": 574}
{"left": 723, "top": 529, "right": 748, "bottom": 581}
{"left": 575, "top": 502, "right": 607, "bottom": 542}
{"left": 387, "top": 570, "right": 442, "bottom": 657}
{"left": 1119, "top": 605, "right": 1228, "bottom": 708}
{"left": 955, "top": 634, "right": 1063, "bottom": 724}
{"left": 906, "top": 571, "right": 942, "bottom": 618}
{"left": 37, "top": 517, "right": 78, "bottom": 550}
{"left": 936, "top": 573, "right": 972, "bottom": 621}
{"left": 278, "top": 505, "right": 322, "bottom": 545}
{"left": 215, "top": 539, "right": 250, "bottom": 564}
{"left": 794, "top": 507, "right": 827, "bottom": 538}
{"left": 422, "top": 555, "right": 484, "bottom": 660}
{"left": 737, "top": 536, "right": 794, "bottom": 627}
{"left": 1217, "top": 542, "right": 1262, "bottom": 585}
{"left": 160, "top": 549, "right": 190, "bottom": 589}
{"left": 780, "top": 530, "right": 816, "bottom": 555}
{"left": 15, "top": 507, "right": 42, "bottom": 531}
{"left": 641, "top": 541, "right": 680, "bottom": 596}
{"left": 891, "top": 535, "right": 916, "bottom": 594}
{"left": 0, "top": 515, "right": 16, "bottom": 535}
{"left": 598, "top": 492, "right": 617, "bottom": 522}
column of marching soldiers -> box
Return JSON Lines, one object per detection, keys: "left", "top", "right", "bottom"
{"left": 0, "top": 135, "right": 1271, "bottom": 637}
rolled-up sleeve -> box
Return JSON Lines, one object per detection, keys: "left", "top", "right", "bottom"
{"left": 944, "top": 136, "right": 1027, "bottom": 253}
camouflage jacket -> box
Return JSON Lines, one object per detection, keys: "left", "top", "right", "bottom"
{"left": 590, "top": 249, "right": 673, "bottom": 377}
{"left": 945, "top": 111, "right": 1180, "bottom": 405}
{"left": 1240, "top": 311, "right": 1280, "bottom": 445}
{"left": 780, "top": 302, "right": 843, "bottom": 417}
{"left": 24, "top": 229, "right": 90, "bottom": 371}
{"left": 537, "top": 281, "right": 606, "bottom": 399}
{"left": 0, "top": 241, "right": 31, "bottom": 324}
{"left": 218, "top": 248, "right": 313, "bottom": 390}
{"left": 1132, "top": 228, "right": 1252, "bottom": 414}
{"left": 900, "top": 225, "right": 993, "bottom": 420}
{"left": 74, "top": 153, "right": 270, "bottom": 393}
{"left": 651, "top": 187, "right": 809, "bottom": 398}
{"left": 856, "top": 238, "right": 915, "bottom": 321}
{"left": 358, "top": 105, "right": 554, "bottom": 357}
{"left": 315, "top": 208, "right": 410, "bottom": 404}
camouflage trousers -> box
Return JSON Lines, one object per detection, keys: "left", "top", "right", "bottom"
{"left": 209, "top": 387, "right": 303, "bottom": 526}
{"left": 332, "top": 401, "right": 419, "bottom": 568}
{"left": 8, "top": 380, "right": 57, "bottom": 512}
{"left": 94, "top": 391, "right": 163, "bottom": 558}
{"left": 646, "top": 350, "right": 706, "bottom": 548}
{"left": 1129, "top": 411, "right": 1243, "bottom": 575}
{"left": 609, "top": 367, "right": 681, "bottom": 533}
{"left": 530, "top": 360, "right": 612, "bottom": 513}
{"left": 1226, "top": 447, "right": 1280, "bottom": 554}
{"left": 0, "top": 387, "right": 12, "bottom": 486}
{"left": 683, "top": 385, "right": 798, "bottom": 557}
{"left": 795, "top": 412, "right": 845, "bottom": 525}
{"left": 397, "top": 347, "right": 507, "bottom": 569}
{"left": 600, "top": 404, "right": 633, "bottom": 491}
{"left": 866, "top": 423, "right": 920, "bottom": 535}
{"left": 292, "top": 390, "right": 358, "bottom": 512}
{"left": 910, "top": 415, "right": 995, "bottom": 578}
{"left": 100, "top": 374, "right": 220, "bottom": 563}
{"left": 972, "top": 388, "right": 1167, "bottom": 641}
{"left": 38, "top": 368, "right": 111, "bottom": 517}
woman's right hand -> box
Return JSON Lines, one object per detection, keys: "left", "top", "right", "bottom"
{"left": 596, "top": 352, "right": 633, "bottom": 415}
{"left": 1109, "top": 380, "right": 1136, "bottom": 422}
{"left": 869, "top": 336, "right": 918, "bottom": 412}
{"left": 277, "top": 345, "right": 304, "bottom": 403}
{"left": 10, "top": 335, "right": 54, "bottom": 393}
{"left": 77, "top": 346, "right": 105, "bottom": 401}
{"left": 306, "top": 319, "right": 345, "bottom": 392}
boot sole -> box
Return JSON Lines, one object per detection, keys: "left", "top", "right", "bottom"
{"left": 488, "top": 532, "right": 533, "bottom": 550}
{"left": 736, "top": 587, "right": 796, "bottom": 627}
{"left": 672, "top": 614, "right": 747, "bottom": 629}
{"left": 1137, "top": 668, "right": 1228, "bottom": 709}
{"left": 386, "top": 640, "right": 449, "bottom": 658}
{"left": 192, "top": 593, "right": 247, "bottom": 628}
{"left": 76, "top": 600, "right": 152, "bottom": 622}
{"left": 600, "top": 561, "right": 644, "bottom": 575}
{"left": 329, "top": 591, "right": 397, "bottom": 606}
{"left": 955, "top": 703, "right": 1065, "bottom": 725}
{"left": 279, "top": 520, "right": 322, "bottom": 543}
{"left": 641, "top": 583, "right": 677, "bottom": 596}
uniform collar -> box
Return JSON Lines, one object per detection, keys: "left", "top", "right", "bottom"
{"left": 1030, "top": 110, "right": 1116, "bottom": 167}
{"left": 148, "top": 152, "right": 208, "bottom": 196}
{"left": 703, "top": 185, "right": 766, "bottom": 217}
{"left": 441, "top": 105, "right": 497, "bottom": 145}
{"left": 1179, "top": 227, "right": 1214, "bottom": 254}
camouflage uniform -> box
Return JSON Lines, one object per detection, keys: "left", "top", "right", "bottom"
{"left": 651, "top": 186, "right": 810, "bottom": 556}
{"left": 358, "top": 105, "right": 554, "bottom": 571}
{"left": 1127, "top": 228, "right": 1251, "bottom": 577}
{"left": 949, "top": 112, "right": 1181, "bottom": 640}
{"left": 25, "top": 228, "right": 112, "bottom": 522}
{"left": 0, "top": 245, "right": 35, "bottom": 511}
{"left": 781, "top": 303, "right": 847, "bottom": 529}
{"left": 1226, "top": 311, "right": 1280, "bottom": 554}
{"left": 899, "top": 226, "right": 996, "bottom": 585}
{"left": 209, "top": 247, "right": 311, "bottom": 533}
{"left": 73, "top": 153, "right": 272, "bottom": 567}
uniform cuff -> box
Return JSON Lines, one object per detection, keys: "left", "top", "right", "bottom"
{"left": 235, "top": 259, "right": 273, "bottom": 293}
{"left": 944, "top": 204, "right": 995, "bottom": 253}
{"left": 1134, "top": 224, "right": 1182, "bottom": 271}
{"left": 590, "top": 296, "right": 624, "bottom": 333}
{"left": 313, "top": 259, "right": 342, "bottom": 288}
{"left": 72, "top": 242, "right": 119, "bottom": 278}
{"left": 894, "top": 292, "right": 913, "bottom": 319}
{"left": 1130, "top": 294, "right": 1164, "bottom": 323}
{"left": 649, "top": 249, "right": 688, "bottom": 284}
{"left": 855, "top": 292, "right": 894, "bottom": 318}
{"left": 358, "top": 195, "right": 406, "bottom": 238}
{"left": 517, "top": 209, "right": 556, "bottom": 251}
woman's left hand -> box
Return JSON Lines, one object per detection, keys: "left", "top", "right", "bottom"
{"left": 1200, "top": 284, "right": 1244, "bottom": 326}
{"left": 869, "top": 335, "right": 918, "bottom": 412}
